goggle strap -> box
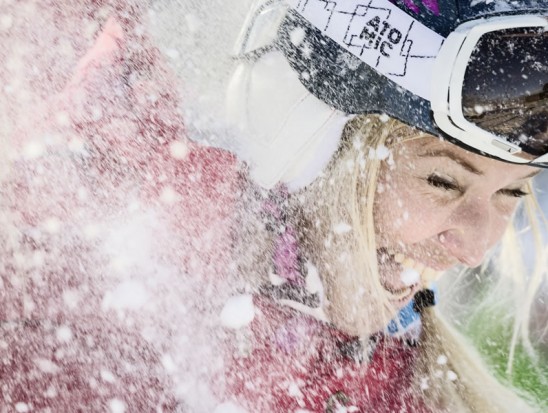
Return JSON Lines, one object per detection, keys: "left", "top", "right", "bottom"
{"left": 286, "top": 0, "right": 445, "bottom": 100}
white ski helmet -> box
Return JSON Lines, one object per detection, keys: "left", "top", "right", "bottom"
{"left": 227, "top": 0, "right": 548, "bottom": 189}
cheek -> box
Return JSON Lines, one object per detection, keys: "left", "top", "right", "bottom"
{"left": 482, "top": 197, "right": 521, "bottom": 246}
{"left": 374, "top": 180, "right": 445, "bottom": 245}
{"left": 487, "top": 206, "right": 516, "bottom": 245}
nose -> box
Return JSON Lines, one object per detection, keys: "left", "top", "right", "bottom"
{"left": 437, "top": 230, "right": 487, "bottom": 268}
{"left": 437, "top": 197, "right": 503, "bottom": 268}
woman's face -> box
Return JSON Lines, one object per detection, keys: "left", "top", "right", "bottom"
{"left": 374, "top": 136, "right": 539, "bottom": 305}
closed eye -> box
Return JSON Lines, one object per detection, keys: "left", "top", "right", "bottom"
{"left": 426, "top": 174, "right": 462, "bottom": 192}
{"left": 498, "top": 187, "right": 529, "bottom": 198}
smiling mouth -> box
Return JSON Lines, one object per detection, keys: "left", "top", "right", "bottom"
{"left": 393, "top": 253, "right": 442, "bottom": 286}
{"left": 378, "top": 249, "right": 443, "bottom": 300}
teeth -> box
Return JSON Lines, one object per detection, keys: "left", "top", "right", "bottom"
{"left": 381, "top": 250, "right": 443, "bottom": 298}
{"left": 402, "top": 257, "right": 415, "bottom": 268}
{"left": 393, "top": 252, "right": 442, "bottom": 287}
{"left": 421, "top": 267, "right": 439, "bottom": 283}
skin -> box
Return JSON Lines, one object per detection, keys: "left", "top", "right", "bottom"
{"left": 373, "top": 136, "right": 540, "bottom": 306}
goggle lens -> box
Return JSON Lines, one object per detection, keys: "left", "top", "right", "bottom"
{"left": 462, "top": 25, "right": 548, "bottom": 157}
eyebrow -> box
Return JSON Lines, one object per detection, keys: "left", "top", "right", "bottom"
{"left": 418, "top": 149, "right": 484, "bottom": 175}
{"left": 522, "top": 169, "right": 543, "bottom": 179}
{"left": 418, "top": 149, "right": 542, "bottom": 180}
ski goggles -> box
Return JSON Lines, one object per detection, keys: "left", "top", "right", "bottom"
{"left": 431, "top": 15, "right": 548, "bottom": 165}
{"left": 234, "top": 0, "right": 548, "bottom": 167}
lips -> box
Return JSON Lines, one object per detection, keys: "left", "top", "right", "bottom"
{"left": 378, "top": 249, "right": 443, "bottom": 301}
{"left": 383, "top": 283, "right": 417, "bottom": 302}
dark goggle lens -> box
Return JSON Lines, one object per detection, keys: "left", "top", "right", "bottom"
{"left": 462, "top": 24, "right": 547, "bottom": 157}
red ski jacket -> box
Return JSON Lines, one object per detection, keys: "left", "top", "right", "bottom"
{"left": 1, "top": 10, "right": 240, "bottom": 412}
{"left": 221, "top": 296, "right": 432, "bottom": 413}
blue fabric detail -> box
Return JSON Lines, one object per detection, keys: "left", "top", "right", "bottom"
{"left": 386, "top": 286, "right": 438, "bottom": 336}
{"left": 386, "top": 300, "right": 420, "bottom": 334}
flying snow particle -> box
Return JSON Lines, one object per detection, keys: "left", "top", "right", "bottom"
{"left": 102, "top": 281, "right": 148, "bottom": 311}
{"left": 55, "top": 111, "right": 70, "bottom": 127}
{"left": 164, "top": 48, "right": 180, "bottom": 60}
{"left": 108, "top": 256, "right": 131, "bottom": 274}
{"left": 288, "top": 382, "right": 303, "bottom": 398}
{"left": 220, "top": 294, "right": 255, "bottom": 329}
{"left": 100, "top": 369, "right": 116, "bottom": 384}
{"left": 161, "top": 354, "right": 177, "bottom": 373}
{"left": 473, "top": 105, "right": 485, "bottom": 115}
{"left": 68, "top": 138, "right": 86, "bottom": 153}
{"left": 160, "top": 186, "right": 179, "bottom": 205}
{"left": 83, "top": 224, "right": 100, "bottom": 240}
{"left": 34, "top": 358, "right": 60, "bottom": 374}
{"left": 305, "top": 262, "right": 323, "bottom": 295}
{"left": 23, "top": 297, "right": 35, "bottom": 314}
{"left": 169, "top": 140, "right": 189, "bottom": 160}
{"left": 379, "top": 113, "right": 390, "bottom": 123}
{"left": 290, "top": 27, "right": 306, "bottom": 46}
{"left": 44, "top": 385, "right": 57, "bottom": 398}
{"left": 447, "top": 370, "right": 458, "bottom": 381}
{"left": 15, "top": 403, "right": 30, "bottom": 413}
{"left": 214, "top": 401, "right": 249, "bottom": 413}
{"left": 77, "top": 187, "right": 89, "bottom": 201}
{"left": 108, "top": 398, "right": 126, "bottom": 413}
{"left": 400, "top": 268, "right": 419, "bottom": 286}
{"left": 369, "top": 146, "right": 390, "bottom": 160}
{"left": 23, "top": 141, "right": 45, "bottom": 159}
{"left": 31, "top": 250, "right": 45, "bottom": 267}
{"left": 436, "top": 354, "right": 448, "bottom": 365}
{"left": 334, "top": 222, "right": 352, "bottom": 234}
{"left": 43, "top": 217, "right": 61, "bottom": 234}
{"left": 56, "top": 325, "right": 73, "bottom": 343}
{"left": 0, "top": 14, "right": 13, "bottom": 31}
{"left": 269, "top": 271, "right": 287, "bottom": 286}
{"left": 375, "top": 145, "right": 390, "bottom": 160}
{"left": 89, "top": 105, "right": 104, "bottom": 121}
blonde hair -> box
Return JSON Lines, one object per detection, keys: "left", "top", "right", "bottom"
{"left": 291, "top": 115, "right": 414, "bottom": 335}
{"left": 286, "top": 114, "right": 543, "bottom": 412}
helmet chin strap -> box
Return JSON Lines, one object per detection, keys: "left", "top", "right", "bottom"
{"left": 225, "top": 51, "right": 350, "bottom": 190}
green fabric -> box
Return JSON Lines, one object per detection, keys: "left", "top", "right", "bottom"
{"left": 465, "top": 311, "right": 548, "bottom": 409}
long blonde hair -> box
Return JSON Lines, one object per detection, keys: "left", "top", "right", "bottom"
{"left": 290, "top": 115, "right": 413, "bottom": 335}
{"left": 287, "top": 114, "right": 544, "bottom": 412}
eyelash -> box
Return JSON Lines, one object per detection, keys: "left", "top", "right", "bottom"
{"left": 498, "top": 188, "right": 529, "bottom": 198}
{"left": 426, "top": 174, "right": 530, "bottom": 198}
{"left": 426, "top": 174, "right": 462, "bottom": 193}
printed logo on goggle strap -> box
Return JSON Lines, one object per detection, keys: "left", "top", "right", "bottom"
{"left": 389, "top": 0, "right": 440, "bottom": 15}
{"left": 288, "top": 0, "right": 445, "bottom": 100}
